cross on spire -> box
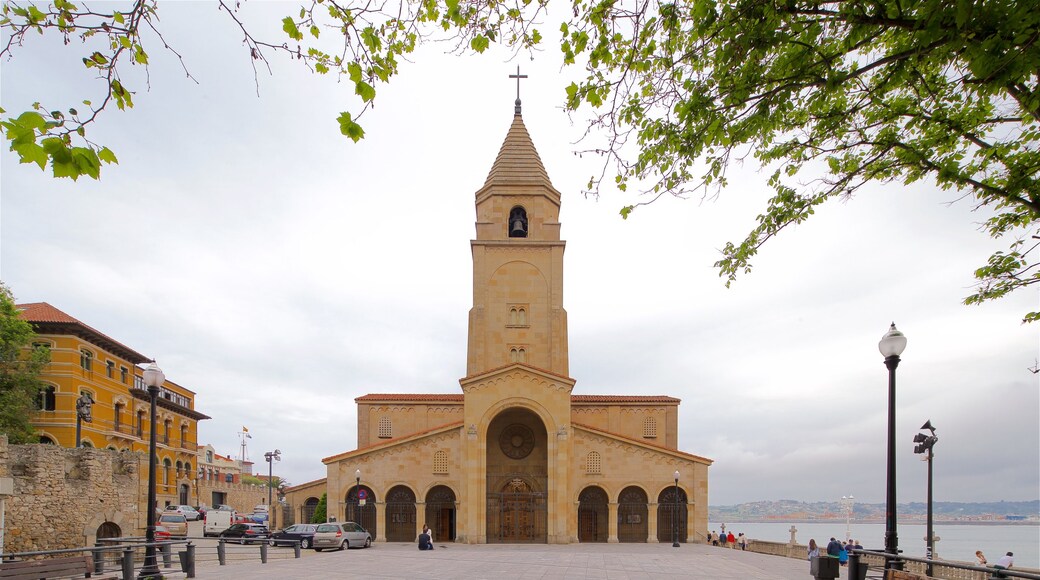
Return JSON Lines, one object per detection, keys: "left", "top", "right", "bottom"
{"left": 509, "top": 65, "right": 528, "bottom": 115}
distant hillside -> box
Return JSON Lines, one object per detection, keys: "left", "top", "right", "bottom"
{"left": 710, "top": 500, "right": 1039, "bottom": 522}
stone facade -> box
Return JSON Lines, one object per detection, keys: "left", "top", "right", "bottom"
{"left": 315, "top": 102, "right": 712, "bottom": 545}
{"left": 0, "top": 435, "right": 146, "bottom": 553}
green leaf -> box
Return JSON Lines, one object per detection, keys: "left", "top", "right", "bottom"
{"left": 98, "top": 146, "right": 118, "bottom": 165}
{"left": 337, "top": 112, "right": 365, "bottom": 142}
{"left": 282, "top": 17, "right": 302, "bottom": 41}
{"left": 470, "top": 35, "right": 489, "bottom": 53}
{"left": 355, "top": 81, "right": 375, "bottom": 102}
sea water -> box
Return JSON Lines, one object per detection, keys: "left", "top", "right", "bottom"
{"left": 708, "top": 521, "right": 1039, "bottom": 569}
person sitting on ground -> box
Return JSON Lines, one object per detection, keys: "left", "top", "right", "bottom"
{"left": 417, "top": 530, "right": 433, "bottom": 551}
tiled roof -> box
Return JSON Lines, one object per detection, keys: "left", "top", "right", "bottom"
{"left": 477, "top": 113, "right": 561, "bottom": 201}
{"left": 572, "top": 395, "right": 680, "bottom": 404}
{"left": 355, "top": 394, "right": 464, "bottom": 402}
{"left": 17, "top": 302, "right": 152, "bottom": 364}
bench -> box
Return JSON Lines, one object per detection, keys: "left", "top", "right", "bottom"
{"left": 0, "top": 554, "right": 115, "bottom": 579}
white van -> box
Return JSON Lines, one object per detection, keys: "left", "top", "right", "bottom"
{"left": 203, "top": 509, "right": 233, "bottom": 537}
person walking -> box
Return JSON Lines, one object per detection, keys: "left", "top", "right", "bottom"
{"left": 807, "top": 539, "right": 820, "bottom": 571}
{"left": 726, "top": 531, "right": 735, "bottom": 547}
{"left": 719, "top": 531, "right": 728, "bottom": 548}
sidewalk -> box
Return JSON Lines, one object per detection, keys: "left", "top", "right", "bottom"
{"left": 188, "top": 542, "right": 854, "bottom": 579}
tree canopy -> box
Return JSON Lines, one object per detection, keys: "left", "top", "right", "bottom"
{"left": 0, "top": 283, "right": 49, "bottom": 444}
{"left": 2, "top": 0, "right": 1037, "bottom": 319}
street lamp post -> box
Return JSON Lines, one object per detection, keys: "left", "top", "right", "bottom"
{"left": 672, "top": 470, "right": 680, "bottom": 547}
{"left": 354, "top": 469, "right": 361, "bottom": 525}
{"left": 841, "top": 495, "right": 854, "bottom": 543}
{"left": 879, "top": 323, "right": 907, "bottom": 571}
{"left": 265, "top": 450, "right": 281, "bottom": 526}
{"left": 138, "top": 362, "right": 165, "bottom": 580}
{"left": 914, "top": 420, "right": 938, "bottom": 578}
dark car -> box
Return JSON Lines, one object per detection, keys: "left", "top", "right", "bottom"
{"left": 270, "top": 524, "right": 319, "bottom": 549}
{"left": 219, "top": 523, "right": 269, "bottom": 544}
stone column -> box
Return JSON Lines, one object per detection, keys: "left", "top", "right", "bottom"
{"left": 647, "top": 503, "right": 658, "bottom": 543}
{"left": 374, "top": 502, "right": 386, "bottom": 542}
{"left": 415, "top": 501, "right": 426, "bottom": 541}
{"left": 608, "top": 502, "right": 618, "bottom": 543}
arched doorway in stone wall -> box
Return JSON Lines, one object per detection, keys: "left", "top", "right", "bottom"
{"left": 577, "top": 486, "right": 608, "bottom": 542}
{"left": 303, "top": 497, "right": 320, "bottom": 524}
{"left": 96, "top": 522, "right": 121, "bottom": 541}
{"left": 179, "top": 483, "right": 190, "bottom": 505}
{"left": 486, "top": 407, "right": 548, "bottom": 544}
{"left": 656, "top": 486, "right": 688, "bottom": 543}
{"left": 617, "top": 486, "right": 648, "bottom": 543}
{"left": 424, "top": 485, "right": 456, "bottom": 542}
{"left": 345, "top": 486, "right": 377, "bottom": 538}
{"left": 385, "top": 485, "right": 417, "bottom": 542}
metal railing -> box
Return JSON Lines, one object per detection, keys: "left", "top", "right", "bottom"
{"left": 1, "top": 536, "right": 304, "bottom": 579}
{"left": 850, "top": 550, "right": 1040, "bottom": 580}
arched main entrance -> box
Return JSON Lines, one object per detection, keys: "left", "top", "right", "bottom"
{"left": 424, "top": 485, "right": 457, "bottom": 542}
{"left": 577, "top": 486, "right": 608, "bottom": 542}
{"left": 617, "top": 486, "right": 648, "bottom": 543}
{"left": 179, "top": 483, "right": 190, "bottom": 505}
{"left": 345, "top": 486, "right": 377, "bottom": 538}
{"left": 656, "top": 486, "right": 688, "bottom": 543}
{"left": 385, "top": 485, "right": 417, "bottom": 542}
{"left": 486, "top": 408, "right": 548, "bottom": 543}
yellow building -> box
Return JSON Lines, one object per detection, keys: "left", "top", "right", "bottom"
{"left": 17, "top": 302, "right": 209, "bottom": 507}
{"left": 312, "top": 98, "right": 712, "bottom": 544}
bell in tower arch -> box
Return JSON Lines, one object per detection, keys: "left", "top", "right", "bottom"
{"left": 509, "top": 206, "right": 528, "bottom": 238}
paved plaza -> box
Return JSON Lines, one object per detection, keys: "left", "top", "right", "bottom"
{"left": 187, "top": 541, "right": 856, "bottom": 579}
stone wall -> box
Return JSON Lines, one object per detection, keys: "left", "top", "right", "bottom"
{"left": 0, "top": 435, "right": 147, "bottom": 553}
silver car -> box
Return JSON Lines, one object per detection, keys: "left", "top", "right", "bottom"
{"left": 312, "top": 522, "right": 372, "bottom": 551}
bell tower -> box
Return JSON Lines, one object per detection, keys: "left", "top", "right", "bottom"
{"left": 465, "top": 89, "right": 569, "bottom": 378}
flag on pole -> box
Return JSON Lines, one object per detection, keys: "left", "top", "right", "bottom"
{"left": 242, "top": 426, "right": 249, "bottom": 432}
{"left": 242, "top": 426, "right": 252, "bottom": 439}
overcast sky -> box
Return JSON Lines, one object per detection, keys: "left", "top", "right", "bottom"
{"left": 2, "top": 2, "right": 1037, "bottom": 507}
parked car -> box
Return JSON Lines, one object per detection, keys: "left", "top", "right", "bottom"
{"left": 203, "top": 509, "right": 233, "bottom": 538}
{"left": 270, "top": 524, "right": 318, "bottom": 549}
{"left": 312, "top": 522, "right": 371, "bottom": 551}
{"left": 232, "top": 514, "right": 255, "bottom": 525}
{"left": 219, "top": 523, "right": 269, "bottom": 544}
{"left": 154, "top": 525, "right": 171, "bottom": 542}
{"left": 163, "top": 505, "right": 201, "bottom": 521}
{"left": 158, "top": 513, "right": 188, "bottom": 538}
{"left": 251, "top": 505, "right": 269, "bottom": 522}
{"left": 215, "top": 504, "right": 236, "bottom": 512}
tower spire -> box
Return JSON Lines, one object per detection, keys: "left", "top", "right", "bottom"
{"left": 509, "top": 65, "right": 528, "bottom": 115}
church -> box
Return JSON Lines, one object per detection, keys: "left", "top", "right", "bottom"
{"left": 290, "top": 92, "right": 712, "bottom": 544}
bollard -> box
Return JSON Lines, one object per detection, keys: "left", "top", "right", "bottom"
{"left": 294, "top": 540, "right": 301, "bottom": 559}
{"left": 186, "top": 542, "right": 196, "bottom": 578}
{"left": 121, "top": 546, "right": 134, "bottom": 580}
{"left": 217, "top": 539, "right": 226, "bottom": 566}
{"left": 92, "top": 544, "right": 104, "bottom": 574}
{"left": 848, "top": 552, "right": 867, "bottom": 580}
{"left": 161, "top": 542, "right": 172, "bottom": 568}
{"left": 260, "top": 540, "right": 268, "bottom": 563}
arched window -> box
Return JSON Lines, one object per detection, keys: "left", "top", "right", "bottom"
{"left": 508, "top": 206, "right": 528, "bottom": 238}
{"left": 163, "top": 419, "right": 171, "bottom": 444}
{"left": 586, "top": 451, "right": 602, "bottom": 475}
{"left": 136, "top": 410, "right": 145, "bottom": 437}
{"left": 518, "top": 307, "right": 527, "bottom": 325}
{"left": 184, "top": 461, "right": 192, "bottom": 476}
{"left": 433, "top": 450, "right": 448, "bottom": 474}
{"left": 180, "top": 424, "right": 188, "bottom": 447}
{"left": 643, "top": 417, "right": 657, "bottom": 439}
{"left": 114, "top": 402, "right": 124, "bottom": 431}
{"left": 80, "top": 349, "right": 94, "bottom": 371}
{"left": 37, "top": 386, "right": 56, "bottom": 411}
{"left": 510, "top": 306, "right": 519, "bottom": 325}
{"left": 378, "top": 416, "right": 392, "bottom": 439}
{"left": 509, "top": 346, "right": 528, "bottom": 363}
{"left": 163, "top": 458, "right": 172, "bottom": 485}
{"left": 176, "top": 461, "right": 183, "bottom": 476}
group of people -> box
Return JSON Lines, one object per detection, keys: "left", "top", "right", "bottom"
{"left": 977, "top": 551, "right": 1016, "bottom": 577}
{"left": 806, "top": 537, "right": 863, "bottom": 567}
{"left": 707, "top": 530, "right": 748, "bottom": 550}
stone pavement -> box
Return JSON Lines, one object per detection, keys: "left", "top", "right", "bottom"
{"left": 187, "top": 542, "right": 859, "bottom": 579}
